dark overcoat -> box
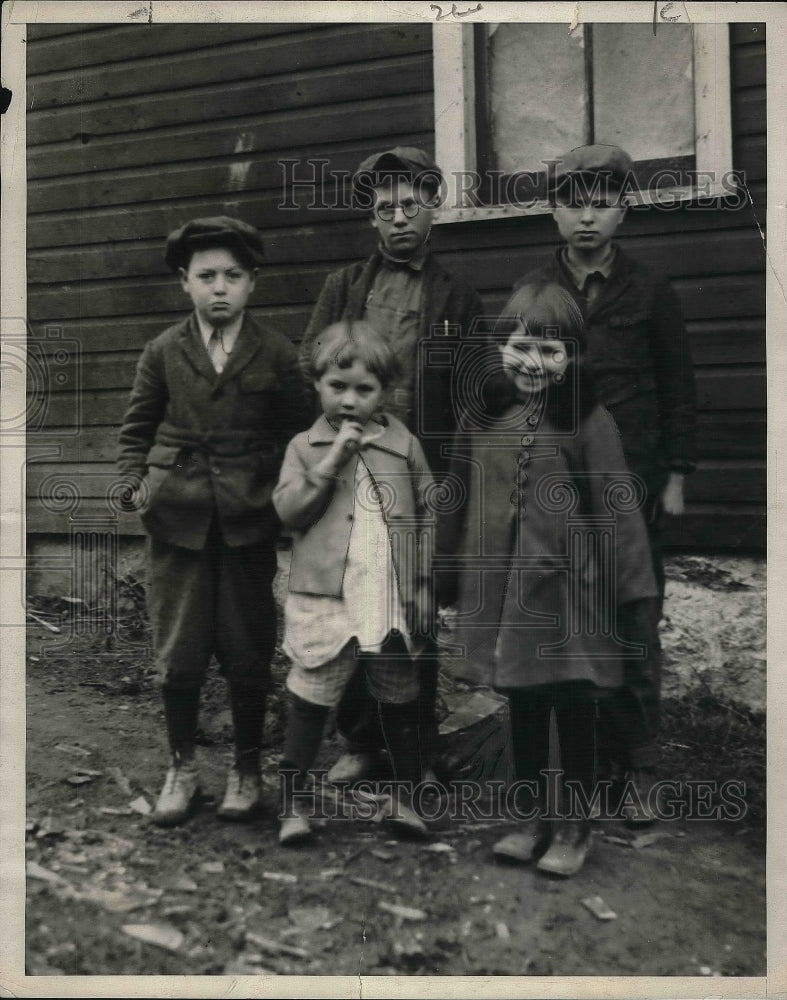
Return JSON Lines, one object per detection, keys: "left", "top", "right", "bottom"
{"left": 518, "top": 247, "right": 697, "bottom": 500}
{"left": 117, "top": 312, "right": 311, "bottom": 550}
{"left": 299, "top": 250, "right": 485, "bottom": 478}
{"left": 441, "top": 403, "right": 658, "bottom": 690}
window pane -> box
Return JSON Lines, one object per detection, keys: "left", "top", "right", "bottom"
{"left": 487, "top": 23, "right": 586, "bottom": 175}
{"left": 593, "top": 23, "right": 694, "bottom": 162}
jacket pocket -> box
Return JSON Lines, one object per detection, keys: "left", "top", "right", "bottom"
{"left": 607, "top": 310, "right": 651, "bottom": 328}
{"left": 146, "top": 443, "right": 182, "bottom": 468}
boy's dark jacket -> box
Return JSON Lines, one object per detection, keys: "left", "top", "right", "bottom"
{"left": 117, "top": 312, "right": 311, "bottom": 550}
{"left": 518, "top": 246, "right": 698, "bottom": 498}
{"left": 300, "top": 249, "right": 485, "bottom": 478}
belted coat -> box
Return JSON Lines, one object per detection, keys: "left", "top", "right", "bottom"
{"left": 117, "top": 312, "right": 311, "bottom": 550}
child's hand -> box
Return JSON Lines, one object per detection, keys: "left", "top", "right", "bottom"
{"left": 661, "top": 472, "right": 685, "bottom": 516}
{"left": 319, "top": 419, "right": 364, "bottom": 475}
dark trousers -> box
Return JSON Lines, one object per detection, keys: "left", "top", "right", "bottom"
{"left": 147, "top": 523, "right": 278, "bottom": 692}
{"left": 595, "top": 493, "right": 665, "bottom": 771}
{"left": 335, "top": 637, "right": 439, "bottom": 763}
{"left": 501, "top": 685, "right": 598, "bottom": 817}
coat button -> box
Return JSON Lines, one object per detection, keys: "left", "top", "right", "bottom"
{"left": 211, "top": 466, "right": 221, "bottom": 476}
{"left": 347, "top": 514, "right": 353, "bottom": 521}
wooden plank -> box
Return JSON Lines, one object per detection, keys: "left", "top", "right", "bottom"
{"left": 25, "top": 497, "right": 146, "bottom": 536}
{"left": 27, "top": 23, "right": 314, "bottom": 74}
{"left": 27, "top": 54, "right": 433, "bottom": 146}
{"left": 29, "top": 24, "right": 432, "bottom": 109}
{"left": 683, "top": 460, "right": 766, "bottom": 503}
{"left": 694, "top": 368, "right": 765, "bottom": 411}
{"left": 27, "top": 463, "right": 131, "bottom": 498}
{"left": 27, "top": 188, "right": 364, "bottom": 250}
{"left": 732, "top": 88, "right": 766, "bottom": 137}
{"left": 28, "top": 426, "right": 120, "bottom": 464}
{"left": 686, "top": 319, "right": 765, "bottom": 365}
{"left": 731, "top": 42, "right": 766, "bottom": 88}
{"left": 696, "top": 411, "right": 766, "bottom": 459}
{"left": 663, "top": 505, "right": 765, "bottom": 551}
{"left": 672, "top": 274, "right": 765, "bottom": 320}
{"left": 28, "top": 221, "right": 374, "bottom": 283}
{"left": 733, "top": 135, "right": 766, "bottom": 183}
{"left": 729, "top": 24, "right": 766, "bottom": 46}
{"left": 27, "top": 95, "right": 435, "bottom": 180}
{"left": 27, "top": 134, "right": 432, "bottom": 214}
{"left": 37, "top": 390, "right": 131, "bottom": 428}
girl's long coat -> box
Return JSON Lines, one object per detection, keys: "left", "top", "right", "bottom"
{"left": 441, "top": 403, "right": 658, "bottom": 690}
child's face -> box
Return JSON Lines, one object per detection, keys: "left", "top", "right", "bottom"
{"left": 315, "top": 359, "right": 384, "bottom": 427}
{"left": 552, "top": 194, "right": 626, "bottom": 253}
{"left": 370, "top": 178, "right": 438, "bottom": 257}
{"left": 499, "top": 331, "right": 570, "bottom": 396}
{"left": 179, "top": 247, "right": 256, "bottom": 326}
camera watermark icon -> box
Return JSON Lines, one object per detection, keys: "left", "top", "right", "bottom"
{"left": 0, "top": 320, "right": 81, "bottom": 437}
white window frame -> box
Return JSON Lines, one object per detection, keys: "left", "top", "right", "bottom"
{"left": 432, "top": 22, "right": 733, "bottom": 224}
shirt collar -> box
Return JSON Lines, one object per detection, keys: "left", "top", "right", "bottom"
{"left": 378, "top": 242, "right": 429, "bottom": 273}
{"left": 560, "top": 244, "right": 617, "bottom": 293}
{"left": 194, "top": 310, "right": 244, "bottom": 348}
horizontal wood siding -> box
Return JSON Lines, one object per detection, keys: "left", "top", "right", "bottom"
{"left": 26, "top": 21, "right": 766, "bottom": 550}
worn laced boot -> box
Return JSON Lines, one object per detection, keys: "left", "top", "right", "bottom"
{"left": 536, "top": 820, "right": 592, "bottom": 877}
{"left": 151, "top": 756, "right": 201, "bottom": 827}
{"left": 493, "top": 820, "right": 552, "bottom": 864}
{"left": 279, "top": 791, "right": 313, "bottom": 846}
{"left": 217, "top": 765, "right": 263, "bottom": 821}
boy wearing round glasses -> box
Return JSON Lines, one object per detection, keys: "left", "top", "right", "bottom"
{"left": 298, "top": 146, "right": 485, "bottom": 786}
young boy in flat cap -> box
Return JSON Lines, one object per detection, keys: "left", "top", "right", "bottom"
{"left": 299, "top": 146, "right": 485, "bottom": 785}
{"left": 118, "top": 216, "right": 311, "bottom": 826}
{"left": 516, "top": 143, "right": 698, "bottom": 820}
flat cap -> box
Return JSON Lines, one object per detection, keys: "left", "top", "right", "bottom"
{"left": 164, "top": 216, "right": 265, "bottom": 272}
{"left": 352, "top": 146, "right": 443, "bottom": 202}
{"left": 548, "top": 143, "right": 634, "bottom": 197}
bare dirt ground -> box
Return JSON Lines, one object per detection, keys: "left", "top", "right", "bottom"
{"left": 18, "top": 553, "right": 766, "bottom": 982}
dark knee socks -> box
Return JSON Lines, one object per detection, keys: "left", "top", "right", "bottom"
{"left": 378, "top": 698, "right": 423, "bottom": 787}
{"left": 162, "top": 684, "right": 200, "bottom": 760}
{"left": 281, "top": 694, "right": 329, "bottom": 785}
{"left": 230, "top": 684, "right": 267, "bottom": 774}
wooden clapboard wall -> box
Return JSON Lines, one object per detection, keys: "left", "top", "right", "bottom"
{"left": 26, "top": 21, "right": 766, "bottom": 550}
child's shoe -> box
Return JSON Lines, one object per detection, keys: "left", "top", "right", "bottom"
{"left": 151, "top": 757, "right": 201, "bottom": 826}
{"left": 536, "top": 820, "right": 591, "bottom": 877}
{"left": 493, "top": 821, "right": 551, "bottom": 864}
{"left": 217, "top": 766, "right": 262, "bottom": 821}
{"left": 279, "top": 798, "right": 313, "bottom": 846}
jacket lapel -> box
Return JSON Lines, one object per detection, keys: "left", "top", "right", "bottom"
{"left": 213, "top": 313, "right": 265, "bottom": 385}
{"left": 177, "top": 314, "right": 217, "bottom": 383}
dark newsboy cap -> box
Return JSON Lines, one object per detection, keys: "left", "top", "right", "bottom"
{"left": 352, "top": 146, "right": 443, "bottom": 200}
{"left": 164, "top": 216, "right": 265, "bottom": 272}
{"left": 548, "top": 143, "right": 634, "bottom": 197}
